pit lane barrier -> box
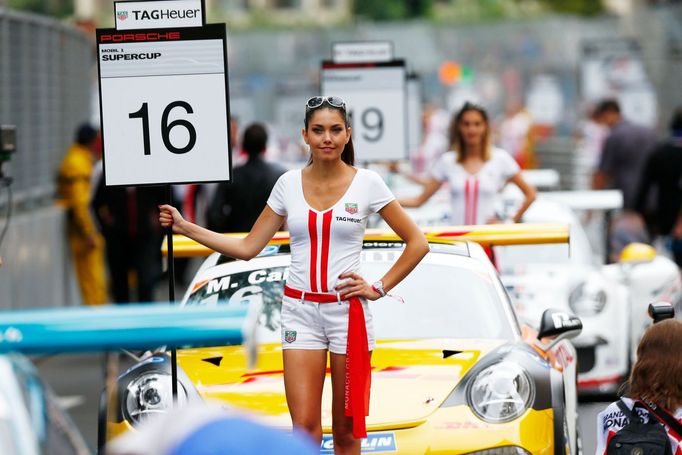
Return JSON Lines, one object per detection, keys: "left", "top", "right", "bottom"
{"left": 0, "top": 303, "right": 256, "bottom": 354}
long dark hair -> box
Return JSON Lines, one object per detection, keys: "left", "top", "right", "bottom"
{"left": 304, "top": 102, "right": 355, "bottom": 166}
{"left": 627, "top": 319, "right": 682, "bottom": 410}
{"left": 448, "top": 101, "right": 492, "bottom": 163}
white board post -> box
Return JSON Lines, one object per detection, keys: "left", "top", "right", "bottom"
{"left": 321, "top": 60, "right": 407, "bottom": 163}
{"left": 96, "top": 0, "right": 231, "bottom": 407}
{"left": 97, "top": 25, "right": 231, "bottom": 186}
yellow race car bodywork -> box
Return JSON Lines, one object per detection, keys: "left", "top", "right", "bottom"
{"left": 108, "top": 339, "right": 562, "bottom": 453}
{"left": 106, "top": 225, "right": 575, "bottom": 454}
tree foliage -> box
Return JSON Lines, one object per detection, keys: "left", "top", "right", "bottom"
{"left": 353, "top": 0, "right": 433, "bottom": 21}
{"left": 537, "top": 0, "right": 604, "bottom": 16}
{"left": 353, "top": 0, "right": 604, "bottom": 21}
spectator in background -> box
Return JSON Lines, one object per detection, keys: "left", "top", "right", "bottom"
{"left": 498, "top": 98, "right": 536, "bottom": 169}
{"left": 56, "top": 124, "right": 107, "bottom": 305}
{"left": 635, "top": 107, "right": 682, "bottom": 266}
{"left": 93, "top": 183, "right": 165, "bottom": 303}
{"left": 595, "top": 319, "right": 682, "bottom": 454}
{"left": 592, "top": 99, "right": 658, "bottom": 211}
{"left": 399, "top": 102, "right": 536, "bottom": 225}
{"left": 411, "top": 105, "right": 450, "bottom": 176}
{"left": 207, "top": 123, "right": 285, "bottom": 233}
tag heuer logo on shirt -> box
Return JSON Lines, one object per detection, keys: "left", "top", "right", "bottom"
{"left": 345, "top": 203, "right": 358, "bottom": 215}
{"left": 284, "top": 330, "right": 297, "bottom": 343}
{"left": 116, "top": 10, "right": 128, "bottom": 20}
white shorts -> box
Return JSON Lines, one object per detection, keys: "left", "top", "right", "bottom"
{"left": 280, "top": 295, "right": 376, "bottom": 354}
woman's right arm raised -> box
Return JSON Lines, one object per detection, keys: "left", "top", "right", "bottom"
{"left": 159, "top": 204, "right": 285, "bottom": 261}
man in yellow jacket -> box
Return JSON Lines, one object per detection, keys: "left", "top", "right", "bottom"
{"left": 57, "top": 124, "right": 107, "bottom": 305}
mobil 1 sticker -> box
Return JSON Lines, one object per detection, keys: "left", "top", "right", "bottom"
{"left": 320, "top": 432, "right": 397, "bottom": 453}
{"left": 97, "top": 25, "right": 230, "bottom": 186}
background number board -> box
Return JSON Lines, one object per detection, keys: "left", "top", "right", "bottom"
{"left": 97, "top": 25, "right": 230, "bottom": 186}
{"left": 321, "top": 61, "right": 407, "bottom": 162}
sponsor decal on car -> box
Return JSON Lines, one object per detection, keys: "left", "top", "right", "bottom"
{"left": 321, "top": 432, "right": 397, "bottom": 453}
{"left": 434, "top": 421, "right": 495, "bottom": 430}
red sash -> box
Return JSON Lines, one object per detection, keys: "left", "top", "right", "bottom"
{"left": 283, "top": 286, "right": 370, "bottom": 438}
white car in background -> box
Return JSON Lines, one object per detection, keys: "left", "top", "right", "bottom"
{"left": 495, "top": 196, "right": 682, "bottom": 394}
{"left": 0, "top": 354, "right": 90, "bottom": 455}
{"left": 378, "top": 167, "right": 681, "bottom": 394}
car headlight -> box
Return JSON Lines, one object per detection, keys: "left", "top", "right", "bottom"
{"left": 467, "top": 362, "right": 534, "bottom": 423}
{"left": 568, "top": 283, "right": 606, "bottom": 316}
{"left": 123, "top": 372, "right": 187, "bottom": 425}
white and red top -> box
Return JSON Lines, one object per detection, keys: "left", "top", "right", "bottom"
{"left": 595, "top": 398, "right": 682, "bottom": 454}
{"left": 267, "top": 168, "right": 395, "bottom": 293}
{"left": 429, "top": 147, "right": 520, "bottom": 225}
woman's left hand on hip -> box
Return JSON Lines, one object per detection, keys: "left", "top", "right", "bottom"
{"left": 336, "top": 272, "right": 380, "bottom": 301}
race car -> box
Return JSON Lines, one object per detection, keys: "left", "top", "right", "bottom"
{"left": 103, "top": 225, "right": 584, "bottom": 454}
{"left": 494, "top": 197, "right": 682, "bottom": 395}
{"left": 0, "top": 353, "right": 90, "bottom": 455}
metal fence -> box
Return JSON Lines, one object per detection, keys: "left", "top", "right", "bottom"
{"left": 0, "top": 8, "right": 92, "bottom": 204}
{"left": 0, "top": 9, "right": 92, "bottom": 309}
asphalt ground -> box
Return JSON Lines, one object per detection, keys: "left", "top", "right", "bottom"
{"left": 35, "top": 353, "right": 609, "bottom": 454}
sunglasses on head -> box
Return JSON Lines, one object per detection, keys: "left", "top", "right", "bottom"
{"left": 461, "top": 101, "right": 486, "bottom": 112}
{"left": 306, "top": 96, "right": 346, "bottom": 111}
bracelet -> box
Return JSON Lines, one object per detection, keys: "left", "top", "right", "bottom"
{"left": 371, "top": 281, "right": 387, "bottom": 297}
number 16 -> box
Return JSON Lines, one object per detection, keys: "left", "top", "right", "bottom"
{"left": 128, "top": 101, "right": 197, "bottom": 155}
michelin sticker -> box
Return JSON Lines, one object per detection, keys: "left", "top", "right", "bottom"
{"left": 320, "top": 432, "right": 397, "bottom": 453}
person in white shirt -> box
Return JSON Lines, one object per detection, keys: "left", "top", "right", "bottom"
{"left": 400, "top": 102, "right": 536, "bottom": 225}
{"left": 160, "top": 96, "right": 429, "bottom": 455}
{"left": 595, "top": 319, "right": 682, "bottom": 454}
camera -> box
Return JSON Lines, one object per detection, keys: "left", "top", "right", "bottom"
{"left": 0, "top": 125, "right": 16, "bottom": 183}
{"left": 1, "top": 125, "right": 17, "bottom": 160}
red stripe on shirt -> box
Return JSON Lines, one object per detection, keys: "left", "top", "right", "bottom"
{"left": 320, "top": 209, "right": 333, "bottom": 292}
{"left": 472, "top": 178, "right": 479, "bottom": 224}
{"left": 308, "top": 210, "right": 319, "bottom": 292}
{"left": 464, "top": 179, "right": 471, "bottom": 224}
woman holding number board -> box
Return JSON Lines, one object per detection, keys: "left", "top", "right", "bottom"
{"left": 159, "top": 96, "right": 429, "bottom": 454}
{"left": 400, "top": 102, "right": 536, "bottom": 225}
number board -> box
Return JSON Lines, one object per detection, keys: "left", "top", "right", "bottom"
{"left": 321, "top": 61, "right": 407, "bottom": 163}
{"left": 97, "top": 25, "right": 231, "bottom": 186}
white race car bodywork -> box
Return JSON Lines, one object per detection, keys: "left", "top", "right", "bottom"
{"left": 388, "top": 170, "right": 681, "bottom": 394}
{"left": 0, "top": 354, "right": 90, "bottom": 455}
{"left": 496, "top": 198, "right": 682, "bottom": 394}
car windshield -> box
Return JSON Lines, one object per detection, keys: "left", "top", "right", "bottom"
{"left": 186, "top": 250, "right": 516, "bottom": 342}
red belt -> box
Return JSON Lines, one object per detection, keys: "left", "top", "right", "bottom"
{"left": 283, "top": 285, "right": 371, "bottom": 439}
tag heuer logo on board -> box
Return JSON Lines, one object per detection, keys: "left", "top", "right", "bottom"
{"left": 284, "top": 330, "right": 297, "bottom": 343}
{"left": 345, "top": 203, "right": 358, "bottom": 215}
{"left": 117, "top": 10, "right": 128, "bottom": 20}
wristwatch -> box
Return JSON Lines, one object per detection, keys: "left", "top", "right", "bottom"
{"left": 371, "top": 281, "right": 386, "bottom": 298}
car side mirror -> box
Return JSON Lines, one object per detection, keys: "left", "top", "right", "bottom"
{"left": 648, "top": 301, "right": 675, "bottom": 323}
{"left": 536, "top": 309, "right": 582, "bottom": 351}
